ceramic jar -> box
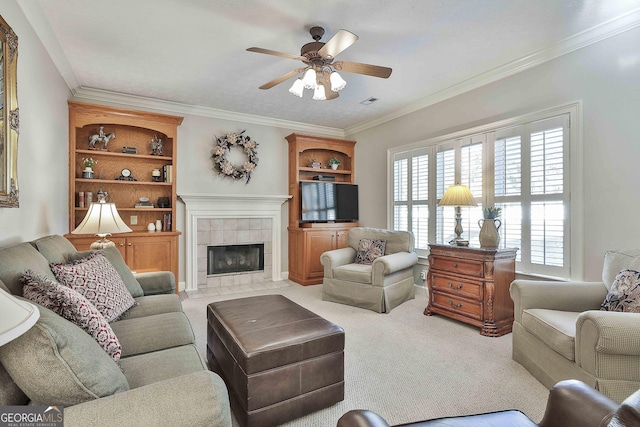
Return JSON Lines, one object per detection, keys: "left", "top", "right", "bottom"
{"left": 478, "top": 218, "right": 501, "bottom": 248}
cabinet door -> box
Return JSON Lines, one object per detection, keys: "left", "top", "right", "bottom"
{"left": 306, "top": 231, "right": 336, "bottom": 279}
{"left": 335, "top": 230, "right": 349, "bottom": 248}
{"left": 125, "top": 235, "right": 175, "bottom": 274}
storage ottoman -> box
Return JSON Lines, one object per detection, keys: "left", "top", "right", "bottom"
{"left": 206, "top": 295, "right": 345, "bottom": 427}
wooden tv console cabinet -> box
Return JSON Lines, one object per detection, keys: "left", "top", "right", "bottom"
{"left": 425, "top": 244, "right": 518, "bottom": 337}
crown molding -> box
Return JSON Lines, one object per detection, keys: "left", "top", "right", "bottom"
{"left": 71, "top": 87, "right": 346, "bottom": 138}
{"left": 344, "top": 8, "right": 640, "bottom": 136}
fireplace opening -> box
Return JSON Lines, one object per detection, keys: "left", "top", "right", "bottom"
{"left": 207, "top": 243, "right": 265, "bottom": 275}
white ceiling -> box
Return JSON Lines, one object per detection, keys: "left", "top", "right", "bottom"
{"left": 19, "top": 0, "right": 640, "bottom": 132}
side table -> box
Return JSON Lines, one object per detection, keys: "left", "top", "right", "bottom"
{"left": 424, "top": 244, "right": 518, "bottom": 337}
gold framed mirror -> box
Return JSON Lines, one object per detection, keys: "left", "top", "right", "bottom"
{"left": 0, "top": 15, "right": 18, "bottom": 208}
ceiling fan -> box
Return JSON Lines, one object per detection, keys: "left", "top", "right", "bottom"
{"left": 247, "top": 26, "right": 392, "bottom": 100}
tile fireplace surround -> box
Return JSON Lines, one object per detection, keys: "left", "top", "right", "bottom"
{"left": 179, "top": 194, "right": 291, "bottom": 293}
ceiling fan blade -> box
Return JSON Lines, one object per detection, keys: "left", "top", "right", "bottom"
{"left": 258, "top": 68, "right": 305, "bottom": 90}
{"left": 318, "top": 29, "right": 359, "bottom": 59}
{"left": 333, "top": 60, "right": 392, "bottom": 78}
{"left": 320, "top": 72, "right": 339, "bottom": 100}
{"left": 247, "top": 47, "right": 306, "bottom": 61}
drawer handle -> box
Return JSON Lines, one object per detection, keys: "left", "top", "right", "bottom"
{"left": 448, "top": 300, "right": 463, "bottom": 309}
{"left": 448, "top": 282, "right": 463, "bottom": 290}
{"left": 453, "top": 263, "right": 458, "bottom": 268}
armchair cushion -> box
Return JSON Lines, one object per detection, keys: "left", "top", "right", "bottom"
{"left": 334, "top": 263, "right": 372, "bottom": 284}
{"left": 601, "top": 269, "right": 640, "bottom": 313}
{"left": 51, "top": 252, "right": 137, "bottom": 322}
{"left": 355, "top": 238, "right": 386, "bottom": 265}
{"left": 522, "top": 309, "right": 579, "bottom": 361}
{"left": 602, "top": 250, "right": 640, "bottom": 290}
{"left": 0, "top": 303, "right": 129, "bottom": 406}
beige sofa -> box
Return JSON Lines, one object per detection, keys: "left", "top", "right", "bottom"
{"left": 321, "top": 227, "right": 418, "bottom": 313}
{"left": 510, "top": 249, "right": 640, "bottom": 403}
{"left": 0, "top": 235, "right": 231, "bottom": 427}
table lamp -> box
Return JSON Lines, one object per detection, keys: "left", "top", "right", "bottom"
{"left": 72, "top": 188, "right": 132, "bottom": 249}
{"left": 0, "top": 288, "right": 40, "bottom": 346}
{"left": 439, "top": 184, "right": 478, "bottom": 246}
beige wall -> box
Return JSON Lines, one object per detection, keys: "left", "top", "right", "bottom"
{"left": 351, "top": 26, "right": 640, "bottom": 282}
{"left": 0, "top": 2, "right": 71, "bottom": 246}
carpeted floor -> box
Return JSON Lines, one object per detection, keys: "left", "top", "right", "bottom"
{"left": 181, "top": 281, "right": 549, "bottom": 427}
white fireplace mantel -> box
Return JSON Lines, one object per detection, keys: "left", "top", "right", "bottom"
{"left": 179, "top": 193, "right": 291, "bottom": 292}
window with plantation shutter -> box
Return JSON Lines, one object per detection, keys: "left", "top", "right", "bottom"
{"left": 389, "top": 107, "right": 575, "bottom": 279}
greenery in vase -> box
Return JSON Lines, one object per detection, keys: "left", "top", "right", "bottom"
{"left": 327, "top": 157, "right": 342, "bottom": 166}
{"left": 82, "top": 157, "right": 98, "bottom": 168}
{"left": 483, "top": 207, "right": 502, "bottom": 219}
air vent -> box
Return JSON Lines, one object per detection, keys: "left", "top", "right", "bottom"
{"left": 360, "top": 97, "right": 378, "bottom": 105}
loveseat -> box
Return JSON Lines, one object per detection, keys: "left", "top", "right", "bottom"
{"left": 510, "top": 249, "right": 640, "bottom": 404}
{"left": 321, "top": 227, "right": 418, "bottom": 313}
{"left": 0, "top": 234, "right": 231, "bottom": 427}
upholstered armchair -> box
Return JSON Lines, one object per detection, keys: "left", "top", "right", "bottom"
{"left": 510, "top": 249, "right": 640, "bottom": 403}
{"left": 321, "top": 227, "right": 418, "bottom": 313}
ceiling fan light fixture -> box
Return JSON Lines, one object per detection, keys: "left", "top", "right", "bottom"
{"left": 312, "top": 84, "right": 326, "bottom": 101}
{"left": 289, "top": 79, "right": 304, "bottom": 97}
{"left": 330, "top": 71, "right": 347, "bottom": 92}
{"left": 301, "top": 69, "right": 317, "bottom": 89}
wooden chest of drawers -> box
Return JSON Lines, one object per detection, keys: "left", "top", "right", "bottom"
{"left": 425, "top": 244, "right": 518, "bottom": 337}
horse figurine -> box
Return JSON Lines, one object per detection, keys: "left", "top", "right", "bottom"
{"left": 88, "top": 126, "right": 116, "bottom": 150}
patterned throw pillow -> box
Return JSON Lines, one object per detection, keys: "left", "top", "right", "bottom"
{"left": 50, "top": 252, "right": 136, "bottom": 322}
{"left": 601, "top": 269, "right": 640, "bottom": 313}
{"left": 21, "top": 271, "right": 122, "bottom": 361}
{"left": 355, "top": 238, "right": 387, "bottom": 265}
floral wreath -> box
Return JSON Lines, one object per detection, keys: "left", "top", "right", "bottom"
{"left": 211, "top": 130, "right": 259, "bottom": 184}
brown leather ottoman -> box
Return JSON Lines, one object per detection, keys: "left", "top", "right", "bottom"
{"left": 206, "top": 295, "right": 345, "bottom": 427}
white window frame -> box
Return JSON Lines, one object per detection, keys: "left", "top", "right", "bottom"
{"left": 387, "top": 102, "right": 583, "bottom": 280}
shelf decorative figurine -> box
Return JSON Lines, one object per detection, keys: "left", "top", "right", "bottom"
{"left": 327, "top": 157, "right": 341, "bottom": 170}
{"left": 150, "top": 135, "right": 163, "bottom": 156}
{"left": 88, "top": 126, "right": 116, "bottom": 150}
{"left": 478, "top": 207, "right": 502, "bottom": 248}
{"left": 82, "top": 157, "right": 98, "bottom": 179}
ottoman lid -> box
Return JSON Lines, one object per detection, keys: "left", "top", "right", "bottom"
{"left": 208, "top": 295, "right": 344, "bottom": 374}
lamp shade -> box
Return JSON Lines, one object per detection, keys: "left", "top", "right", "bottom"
{"left": 72, "top": 202, "right": 132, "bottom": 235}
{"left": 329, "top": 71, "right": 347, "bottom": 92}
{"left": 439, "top": 184, "right": 478, "bottom": 207}
{"left": 289, "top": 79, "right": 304, "bottom": 97}
{"left": 301, "top": 69, "right": 317, "bottom": 89}
{"left": 312, "top": 84, "right": 327, "bottom": 101}
{"left": 0, "top": 288, "right": 39, "bottom": 346}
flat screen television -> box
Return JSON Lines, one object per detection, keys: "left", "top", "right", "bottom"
{"left": 300, "top": 182, "right": 358, "bottom": 223}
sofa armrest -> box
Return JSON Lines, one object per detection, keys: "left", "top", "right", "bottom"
{"left": 576, "top": 311, "right": 640, "bottom": 375}
{"left": 510, "top": 280, "right": 607, "bottom": 323}
{"left": 337, "top": 410, "right": 391, "bottom": 427}
{"left": 65, "top": 371, "right": 231, "bottom": 427}
{"left": 539, "top": 379, "right": 617, "bottom": 427}
{"left": 372, "top": 252, "right": 418, "bottom": 278}
{"left": 321, "top": 247, "right": 356, "bottom": 278}
{"left": 134, "top": 271, "right": 176, "bottom": 295}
